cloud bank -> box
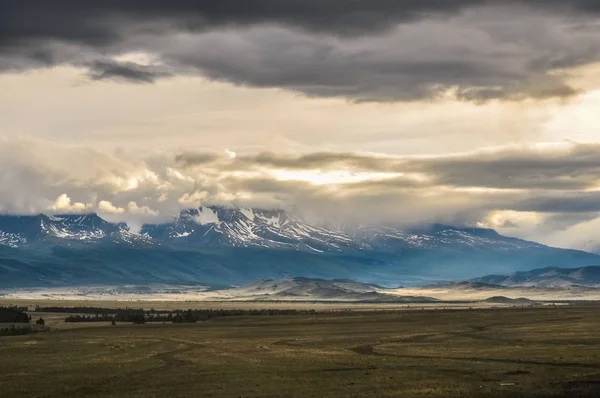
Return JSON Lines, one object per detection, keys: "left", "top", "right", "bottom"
{"left": 1, "top": 139, "right": 600, "bottom": 245}
{"left": 2, "top": 1, "right": 600, "bottom": 101}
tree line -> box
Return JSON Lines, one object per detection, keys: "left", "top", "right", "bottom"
{"left": 36, "top": 306, "right": 140, "bottom": 315}
{"left": 60, "top": 307, "right": 315, "bottom": 324}
{"left": 0, "top": 306, "right": 30, "bottom": 323}
{"left": 0, "top": 306, "right": 46, "bottom": 336}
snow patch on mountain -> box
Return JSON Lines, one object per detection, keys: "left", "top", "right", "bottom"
{"left": 0, "top": 231, "right": 27, "bottom": 248}
{"left": 41, "top": 218, "right": 107, "bottom": 241}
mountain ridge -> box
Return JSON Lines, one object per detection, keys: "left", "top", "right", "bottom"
{"left": 0, "top": 206, "right": 547, "bottom": 253}
{"left": 1, "top": 206, "right": 599, "bottom": 287}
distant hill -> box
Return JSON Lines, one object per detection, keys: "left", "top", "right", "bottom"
{"left": 225, "top": 277, "right": 436, "bottom": 302}
{"left": 473, "top": 266, "right": 600, "bottom": 288}
{"left": 483, "top": 296, "right": 537, "bottom": 305}
{"left": 424, "top": 281, "right": 506, "bottom": 290}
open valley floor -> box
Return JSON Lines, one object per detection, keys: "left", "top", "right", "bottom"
{"left": 2, "top": 305, "right": 600, "bottom": 397}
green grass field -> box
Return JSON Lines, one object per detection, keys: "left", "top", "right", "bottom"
{"left": 1, "top": 306, "right": 600, "bottom": 397}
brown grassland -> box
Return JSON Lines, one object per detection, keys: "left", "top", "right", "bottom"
{"left": 1, "top": 306, "right": 600, "bottom": 397}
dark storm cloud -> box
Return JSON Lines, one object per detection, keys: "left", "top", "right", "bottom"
{"left": 86, "top": 60, "right": 173, "bottom": 83}
{"left": 1, "top": 1, "right": 600, "bottom": 101}
{"left": 2, "top": 1, "right": 600, "bottom": 43}
{"left": 0, "top": 0, "right": 485, "bottom": 44}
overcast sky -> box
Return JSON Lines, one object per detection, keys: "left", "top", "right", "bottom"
{"left": 2, "top": 1, "right": 600, "bottom": 249}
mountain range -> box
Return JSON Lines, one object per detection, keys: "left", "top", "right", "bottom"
{"left": 0, "top": 206, "right": 599, "bottom": 287}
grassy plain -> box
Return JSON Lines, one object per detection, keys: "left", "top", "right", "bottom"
{"left": 1, "top": 306, "right": 600, "bottom": 397}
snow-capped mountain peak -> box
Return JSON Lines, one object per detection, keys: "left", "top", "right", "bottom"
{"left": 140, "top": 206, "right": 354, "bottom": 251}
{"left": 0, "top": 207, "right": 549, "bottom": 254}
{"left": 0, "top": 213, "right": 137, "bottom": 246}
